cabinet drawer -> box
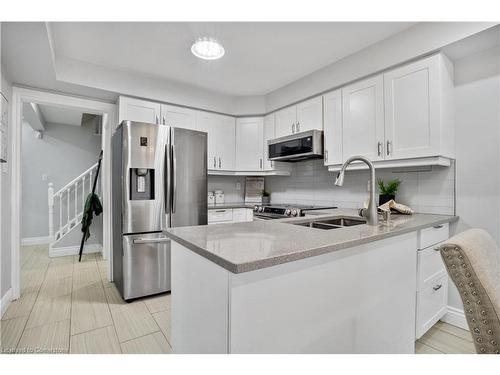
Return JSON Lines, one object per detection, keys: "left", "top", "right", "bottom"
{"left": 417, "top": 241, "right": 446, "bottom": 290}
{"left": 233, "top": 208, "right": 250, "bottom": 223}
{"left": 418, "top": 223, "right": 449, "bottom": 250}
{"left": 208, "top": 209, "right": 233, "bottom": 224}
{"left": 416, "top": 274, "right": 448, "bottom": 339}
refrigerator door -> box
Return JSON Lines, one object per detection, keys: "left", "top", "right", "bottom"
{"left": 169, "top": 127, "right": 208, "bottom": 228}
{"left": 122, "top": 121, "right": 170, "bottom": 233}
{"left": 122, "top": 232, "right": 171, "bottom": 300}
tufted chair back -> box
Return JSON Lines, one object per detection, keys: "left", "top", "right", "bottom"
{"left": 439, "top": 228, "right": 500, "bottom": 354}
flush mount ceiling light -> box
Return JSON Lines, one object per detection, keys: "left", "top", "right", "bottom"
{"left": 191, "top": 37, "right": 225, "bottom": 60}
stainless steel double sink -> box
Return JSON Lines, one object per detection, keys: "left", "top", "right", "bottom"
{"left": 289, "top": 216, "right": 366, "bottom": 230}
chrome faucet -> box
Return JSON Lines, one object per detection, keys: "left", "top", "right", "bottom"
{"left": 334, "top": 155, "right": 378, "bottom": 226}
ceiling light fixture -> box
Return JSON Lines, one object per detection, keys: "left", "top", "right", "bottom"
{"left": 191, "top": 37, "right": 225, "bottom": 60}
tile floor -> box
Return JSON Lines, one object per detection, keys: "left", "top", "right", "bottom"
{"left": 1, "top": 245, "right": 475, "bottom": 354}
{"left": 1, "top": 245, "right": 171, "bottom": 354}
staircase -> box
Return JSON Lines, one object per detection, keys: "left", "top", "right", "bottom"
{"left": 47, "top": 163, "right": 101, "bottom": 250}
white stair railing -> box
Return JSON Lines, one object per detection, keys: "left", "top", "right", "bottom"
{"left": 48, "top": 163, "right": 100, "bottom": 244}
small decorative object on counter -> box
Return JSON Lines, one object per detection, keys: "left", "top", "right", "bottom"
{"left": 261, "top": 190, "right": 271, "bottom": 205}
{"left": 377, "top": 178, "right": 401, "bottom": 206}
{"left": 214, "top": 190, "right": 225, "bottom": 205}
{"left": 245, "top": 177, "right": 265, "bottom": 204}
{"left": 379, "top": 199, "right": 414, "bottom": 215}
{"left": 208, "top": 191, "right": 215, "bottom": 206}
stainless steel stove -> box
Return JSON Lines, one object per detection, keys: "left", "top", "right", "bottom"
{"left": 252, "top": 204, "right": 337, "bottom": 220}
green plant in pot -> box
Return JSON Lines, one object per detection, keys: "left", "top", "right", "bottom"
{"left": 377, "top": 178, "right": 401, "bottom": 206}
{"left": 261, "top": 190, "right": 271, "bottom": 204}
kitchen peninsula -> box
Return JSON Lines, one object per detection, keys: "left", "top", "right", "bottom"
{"left": 165, "top": 209, "right": 458, "bottom": 353}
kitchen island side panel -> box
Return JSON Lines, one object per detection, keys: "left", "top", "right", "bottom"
{"left": 229, "top": 232, "right": 418, "bottom": 353}
{"left": 171, "top": 241, "right": 231, "bottom": 353}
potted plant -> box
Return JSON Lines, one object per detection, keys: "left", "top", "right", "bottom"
{"left": 261, "top": 190, "right": 271, "bottom": 204}
{"left": 377, "top": 178, "right": 401, "bottom": 206}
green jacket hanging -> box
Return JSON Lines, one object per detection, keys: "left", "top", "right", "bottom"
{"left": 81, "top": 193, "right": 102, "bottom": 241}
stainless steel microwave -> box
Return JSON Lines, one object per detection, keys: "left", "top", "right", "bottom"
{"left": 268, "top": 129, "right": 324, "bottom": 162}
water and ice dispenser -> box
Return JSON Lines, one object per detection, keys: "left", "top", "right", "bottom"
{"left": 129, "top": 168, "right": 155, "bottom": 200}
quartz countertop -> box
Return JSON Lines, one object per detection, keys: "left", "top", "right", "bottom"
{"left": 208, "top": 203, "right": 254, "bottom": 210}
{"left": 165, "top": 208, "right": 458, "bottom": 274}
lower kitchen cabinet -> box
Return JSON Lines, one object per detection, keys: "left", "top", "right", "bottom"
{"left": 208, "top": 208, "right": 253, "bottom": 225}
{"left": 415, "top": 223, "right": 449, "bottom": 339}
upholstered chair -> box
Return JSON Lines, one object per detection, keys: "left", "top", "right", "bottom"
{"left": 440, "top": 229, "right": 500, "bottom": 354}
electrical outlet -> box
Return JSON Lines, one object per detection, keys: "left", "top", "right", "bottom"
{"left": 236, "top": 182, "right": 241, "bottom": 191}
{"left": 42, "top": 174, "right": 48, "bottom": 181}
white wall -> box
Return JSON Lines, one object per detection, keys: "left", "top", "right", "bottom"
{"left": 21, "top": 120, "right": 101, "bottom": 239}
{"left": 448, "top": 45, "right": 500, "bottom": 313}
{"left": 265, "top": 160, "right": 455, "bottom": 215}
{"left": 208, "top": 176, "right": 246, "bottom": 203}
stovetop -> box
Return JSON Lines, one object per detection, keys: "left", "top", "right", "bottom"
{"left": 253, "top": 203, "right": 337, "bottom": 218}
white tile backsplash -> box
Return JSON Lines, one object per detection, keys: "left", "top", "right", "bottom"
{"left": 265, "top": 159, "right": 455, "bottom": 215}
{"left": 208, "top": 176, "right": 246, "bottom": 203}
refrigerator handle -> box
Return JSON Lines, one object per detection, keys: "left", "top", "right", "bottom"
{"left": 172, "top": 144, "right": 177, "bottom": 214}
{"left": 165, "top": 142, "right": 172, "bottom": 214}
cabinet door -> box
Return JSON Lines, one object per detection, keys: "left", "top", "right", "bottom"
{"left": 235, "top": 117, "right": 264, "bottom": 171}
{"left": 161, "top": 104, "right": 196, "bottom": 130}
{"left": 384, "top": 56, "right": 440, "bottom": 160}
{"left": 263, "top": 114, "right": 276, "bottom": 171}
{"left": 322, "top": 90, "right": 342, "bottom": 166}
{"left": 196, "top": 111, "right": 218, "bottom": 169}
{"left": 214, "top": 114, "right": 235, "bottom": 171}
{"left": 118, "top": 96, "right": 161, "bottom": 124}
{"left": 274, "top": 106, "right": 297, "bottom": 138}
{"left": 342, "top": 76, "right": 385, "bottom": 161}
{"left": 296, "top": 96, "right": 323, "bottom": 133}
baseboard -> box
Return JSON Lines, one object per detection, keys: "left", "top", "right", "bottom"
{"left": 441, "top": 306, "right": 468, "bottom": 330}
{"left": 21, "top": 236, "right": 51, "bottom": 246}
{"left": 49, "top": 243, "right": 102, "bottom": 258}
{"left": 1, "top": 288, "right": 13, "bottom": 318}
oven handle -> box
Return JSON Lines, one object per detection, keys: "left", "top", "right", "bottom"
{"left": 133, "top": 237, "right": 171, "bottom": 244}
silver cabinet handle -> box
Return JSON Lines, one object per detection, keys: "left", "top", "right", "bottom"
{"left": 162, "top": 116, "right": 166, "bottom": 125}
{"left": 292, "top": 123, "right": 295, "bottom": 134}
{"left": 377, "top": 142, "right": 383, "bottom": 157}
{"left": 215, "top": 210, "right": 227, "bottom": 213}
{"left": 213, "top": 156, "right": 216, "bottom": 168}
{"left": 386, "top": 140, "right": 392, "bottom": 156}
{"left": 271, "top": 161, "right": 274, "bottom": 169}
{"left": 155, "top": 115, "right": 160, "bottom": 124}
{"left": 433, "top": 224, "right": 444, "bottom": 229}
{"left": 133, "top": 237, "right": 170, "bottom": 244}
{"left": 172, "top": 144, "right": 177, "bottom": 214}
{"left": 260, "top": 158, "right": 263, "bottom": 169}
{"left": 219, "top": 157, "right": 221, "bottom": 168}
{"left": 324, "top": 150, "right": 328, "bottom": 162}
{"left": 434, "top": 246, "right": 441, "bottom": 252}
{"left": 296, "top": 121, "right": 300, "bottom": 132}
{"left": 433, "top": 284, "right": 443, "bottom": 291}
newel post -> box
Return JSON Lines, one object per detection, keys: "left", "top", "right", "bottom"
{"left": 48, "top": 182, "right": 54, "bottom": 240}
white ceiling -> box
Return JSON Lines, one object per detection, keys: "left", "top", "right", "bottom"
{"left": 37, "top": 103, "right": 84, "bottom": 126}
{"left": 49, "top": 22, "right": 415, "bottom": 96}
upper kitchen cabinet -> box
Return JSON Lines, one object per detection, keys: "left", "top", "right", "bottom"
{"left": 342, "top": 75, "right": 385, "bottom": 162}
{"left": 262, "top": 114, "right": 293, "bottom": 174}
{"left": 235, "top": 117, "right": 264, "bottom": 171}
{"left": 274, "top": 96, "right": 323, "bottom": 138}
{"left": 197, "top": 111, "right": 235, "bottom": 171}
{"left": 296, "top": 96, "right": 323, "bottom": 133}
{"left": 161, "top": 104, "right": 197, "bottom": 130}
{"left": 118, "top": 96, "right": 161, "bottom": 124}
{"left": 322, "top": 89, "right": 342, "bottom": 166}
{"left": 383, "top": 54, "right": 454, "bottom": 160}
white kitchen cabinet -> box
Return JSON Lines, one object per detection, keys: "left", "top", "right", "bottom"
{"left": 235, "top": 117, "right": 264, "bottom": 171}
{"left": 263, "top": 114, "right": 275, "bottom": 171}
{"left": 198, "top": 112, "right": 235, "bottom": 171}
{"left": 384, "top": 54, "right": 454, "bottom": 160}
{"left": 322, "top": 90, "right": 343, "bottom": 166}
{"left": 342, "top": 75, "right": 385, "bottom": 162}
{"left": 208, "top": 208, "right": 253, "bottom": 224}
{"left": 118, "top": 96, "right": 161, "bottom": 124}
{"left": 296, "top": 96, "right": 323, "bottom": 133}
{"left": 274, "top": 106, "right": 297, "bottom": 138}
{"left": 161, "top": 104, "right": 197, "bottom": 130}
{"left": 274, "top": 97, "right": 323, "bottom": 138}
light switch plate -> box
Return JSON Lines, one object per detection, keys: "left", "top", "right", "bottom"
{"left": 236, "top": 182, "right": 241, "bottom": 191}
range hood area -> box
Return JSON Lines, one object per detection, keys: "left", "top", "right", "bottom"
{"left": 267, "top": 129, "right": 324, "bottom": 162}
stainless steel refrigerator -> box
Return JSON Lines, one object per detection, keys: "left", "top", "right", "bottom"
{"left": 112, "top": 120, "right": 207, "bottom": 301}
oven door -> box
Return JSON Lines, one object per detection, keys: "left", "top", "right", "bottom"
{"left": 268, "top": 130, "right": 323, "bottom": 162}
